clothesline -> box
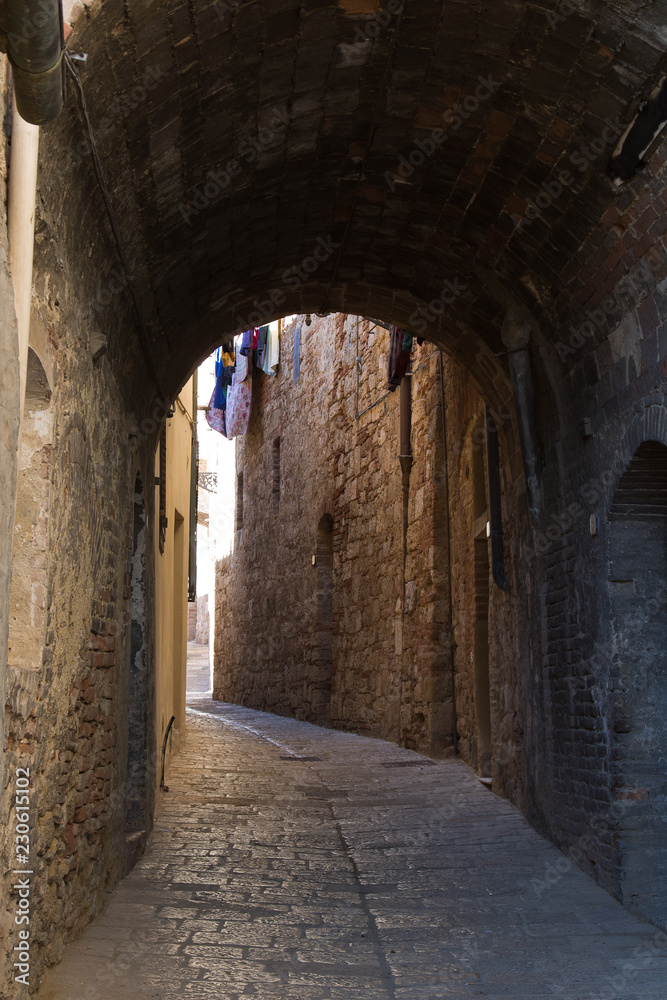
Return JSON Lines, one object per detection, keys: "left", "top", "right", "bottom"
{"left": 204, "top": 318, "right": 420, "bottom": 439}
{"left": 205, "top": 321, "right": 280, "bottom": 439}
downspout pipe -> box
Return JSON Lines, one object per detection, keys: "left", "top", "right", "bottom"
{"left": 501, "top": 311, "right": 543, "bottom": 519}
{"left": 486, "top": 407, "right": 511, "bottom": 593}
{"left": 5, "top": 0, "right": 66, "bottom": 124}
{"left": 399, "top": 373, "right": 413, "bottom": 571}
{"left": 398, "top": 373, "right": 413, "bottom": 744}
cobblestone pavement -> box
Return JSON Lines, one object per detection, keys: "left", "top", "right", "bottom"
{"left": 36, "top": 701, "right": 667, "bottom": 1000}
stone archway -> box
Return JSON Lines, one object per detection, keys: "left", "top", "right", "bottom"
{"left": 608, "top": 440, "right": 667, "bottom": 929}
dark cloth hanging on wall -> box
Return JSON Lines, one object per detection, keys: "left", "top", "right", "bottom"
{"left": 239, "top": 329, "right": 254, "bottom": 356}
{"left": 387, "top": 324, "right": 411, "bottom": 390}
{"left": 256, "top": 325, "right": 269, "bottom": 368}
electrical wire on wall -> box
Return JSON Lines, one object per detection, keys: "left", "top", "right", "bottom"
{"left": 64, "top": 52, "right": 164, "bottom": 396}
{"left": 353, "top": 315, "right": 439, "bottom": 421}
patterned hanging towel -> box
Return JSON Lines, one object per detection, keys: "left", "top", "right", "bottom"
{"left": 225, "top": 351, "right": 252, "bottom": 437}
{"left": 205, "top": 386, "right": 226, "bottom": 436}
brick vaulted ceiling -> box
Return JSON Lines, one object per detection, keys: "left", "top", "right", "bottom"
{"left": 45, "top": 0, "right": 667, "bottom": 397}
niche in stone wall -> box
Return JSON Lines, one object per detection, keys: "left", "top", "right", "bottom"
{"left": 8, "top": 348, "right": 53, "bottom": 672}
{"left": 608, "top": 440, "right": 667, "bottom": 929}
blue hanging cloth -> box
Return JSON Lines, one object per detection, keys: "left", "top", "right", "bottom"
{"left": 213, "top": 348, "right": 227, "bottom": 409}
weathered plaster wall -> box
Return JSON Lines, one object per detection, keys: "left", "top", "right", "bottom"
{"left": 0, "top": 59, "right": 21, "bottom": 910}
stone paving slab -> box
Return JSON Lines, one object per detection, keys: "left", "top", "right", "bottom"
{"left": 35, "top": 700, "right": 667, "bottom": 1000}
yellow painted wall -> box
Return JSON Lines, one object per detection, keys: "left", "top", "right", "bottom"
{"left": 154, "top": 378, "right": 194, "bottom": 782}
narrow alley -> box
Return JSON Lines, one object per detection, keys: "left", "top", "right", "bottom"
{"left": 36, "top": 700, "right": 666, "bottom": 1000}
{"left": 4, "top": 0, "right": 667, "bottom": 989}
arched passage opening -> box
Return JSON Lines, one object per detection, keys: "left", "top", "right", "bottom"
{"left": 608, "top": 440, "right": 667, "bottom": 929}
{"left": 9, "top": 0, "right": 667, "bottom": 980}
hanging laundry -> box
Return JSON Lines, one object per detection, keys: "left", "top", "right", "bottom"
{"left": 212, "top": 348, "right": 226, "bottom": 408}
{"left": 256, "top": 325, "right": 269, "bottom": 368}
{"left": 239, "top": 328, "right": 254, "bottom": 356}
{"left": 221, "top": 338, "right": 235, "bottom": 369}
{"left": 262, "top": 320, "right": 280, "bottom": 376}
{"left": 225, "top": 349, "right": 252, "bottom": 438}
{"left": 401, "top": 329, "right": 413, "bottom": 353}
{"left": 292, "top": 323, "right": 301, "bottom": 384}
{"left": 207, "top": 345, "right": 234, "bottom": 437}
{"left": 387, "top": 324, "right": 410, "bottom": 390}
{"left": 205, "top": 386, "right": 226, "bottom": 436}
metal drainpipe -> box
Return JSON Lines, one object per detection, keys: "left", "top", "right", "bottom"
{"left": 8, "top": 93, "right": 39, "bottom": 426}
{"left": 5, "top": 0, "right": 65, "bottom": 124}
{"left": 398, "top": 373, "right": 413, "bottom": 744}
{"left": 500, "top": 311, "right": 543, "bottom": 519}
{"left": 486, "top": 407, "right": 511, "bottom": 592}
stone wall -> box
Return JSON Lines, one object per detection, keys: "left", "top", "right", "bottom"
{"left": 0, "top": 76, "right": 161, "bottom": 992}
{"left": 195, "top": 594, "right": 209, "bottom": 645}
{"left": 187, "top": 602, "right": 196, "bottom": 642}
{"left": 213, "top": 315, "right": 517, "bottom": 757}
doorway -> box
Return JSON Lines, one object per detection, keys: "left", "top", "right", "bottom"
{"left": 126, "top": 474, "right": 148, "bottom": 837}
{"left": 608, "top": 440, "right": 667, "bottom": 927}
